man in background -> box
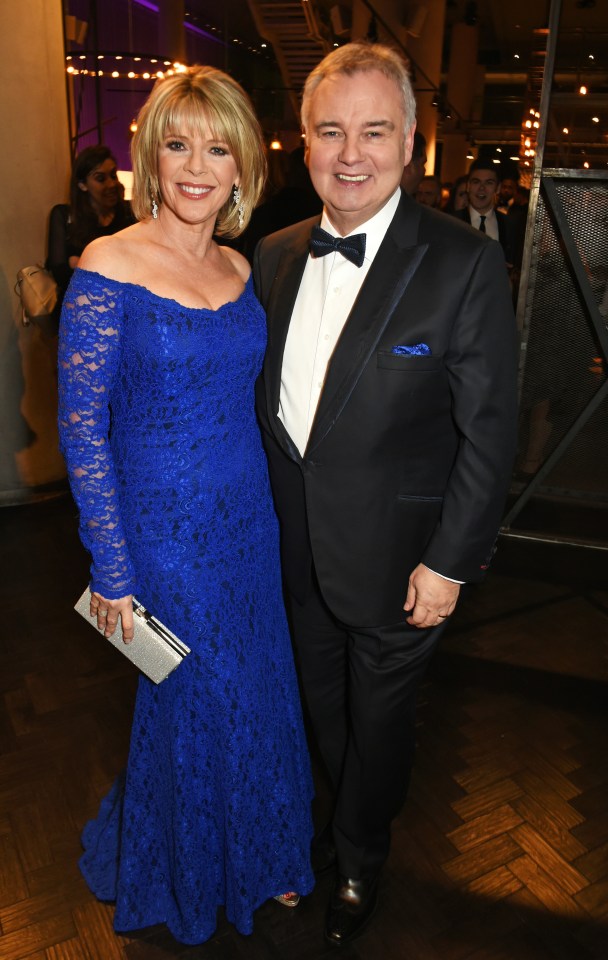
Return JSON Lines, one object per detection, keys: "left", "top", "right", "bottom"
{"left": 456, "top": 157, "right": 513, "bottom": 265}
{"left": 400, "top": 129, "right": 427, "bottom": 196}
{"left": 416, "top": 174, "right": 442, "bottom": 208}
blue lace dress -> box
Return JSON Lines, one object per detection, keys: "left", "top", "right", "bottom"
{"left": 58, "top": 268, "right": 314, "bottom": 945}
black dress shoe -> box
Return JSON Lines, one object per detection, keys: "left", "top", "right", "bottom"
{"left": 311, "top": 824, "right": 337, "bottom": 876}
{"left": 324, "top": 875, "right": 378, "bottom": 947}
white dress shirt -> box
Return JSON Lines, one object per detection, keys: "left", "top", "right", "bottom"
{"left": 278, "top": 189, "right": 401, "bottom": 456}
{"left": 468, "top": 205, "right": 499, "bottom": 242}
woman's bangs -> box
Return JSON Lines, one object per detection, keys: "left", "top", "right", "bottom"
{"left": 161, "top": 91, "right": 231, "bottom": 147}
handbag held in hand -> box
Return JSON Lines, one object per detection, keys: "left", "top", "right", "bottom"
{"left": 74, "top": 589, "right": 190, "bottom": 684}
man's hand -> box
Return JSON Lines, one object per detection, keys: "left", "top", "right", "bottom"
{"left": 403, "top": 564, "right": 460, "bottom": 628}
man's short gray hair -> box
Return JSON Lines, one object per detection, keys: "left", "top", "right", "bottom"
{"left": 301, "top": 42, "right": 417, "bottom": 134}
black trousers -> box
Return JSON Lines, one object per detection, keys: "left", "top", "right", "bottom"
{"left": 288, "top": 575, "right": 447, "bottom": 880}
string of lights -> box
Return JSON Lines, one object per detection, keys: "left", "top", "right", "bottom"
{"left": 66, "top": 53, "right": 188, "bottom": 80}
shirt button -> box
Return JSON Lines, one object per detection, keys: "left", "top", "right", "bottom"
{"left": 324, "top": 334, "right": 330, "bottom": 341}
{"left": 333, "top": 287, "right": 340, "bottom": 294}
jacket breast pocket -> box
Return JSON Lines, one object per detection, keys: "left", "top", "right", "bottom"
{"left": 376, "top": 352, "right": 443, "bottom": 371}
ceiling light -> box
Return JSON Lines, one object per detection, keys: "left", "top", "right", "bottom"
{"left": 592, "top": 116, "right": 600, "bottom": 123}
{"left": 579, "top": 85, "right": 588, "bottom": 95}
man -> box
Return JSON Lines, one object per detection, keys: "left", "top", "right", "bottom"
{"left": 415, "top": 174, "right": 442, "bottom": 208}
{"left": 457, "top": 158, "right": 513, "bottom": 265}
{"left": 400, "top": 129, "right": 426, "bottom": 196}
{"left": 254, "top": 42, "right": 517, "bottom": 946}
{"left": 496, "top": 174, "right": 518, "bottom": 214}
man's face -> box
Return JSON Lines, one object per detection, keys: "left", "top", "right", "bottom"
{"left": 416, "top": 179, "right": 441, "bottom": 208}
{"left": 467, "top": 169, "right": 499, "bottom": 214}
{"left": 499, "top": 178, "right": 517, "bottom": 204}
{"left": 400, "top": 150, "right": 427, "bottom": 196}
{"left": 304, "top": 69, "right": 414, "bottom": 234}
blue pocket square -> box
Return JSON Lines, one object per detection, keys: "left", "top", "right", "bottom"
{"left": 391, "top": 343, "right": 431, "bottom": 356}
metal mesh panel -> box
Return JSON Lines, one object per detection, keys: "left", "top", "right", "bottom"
{"left": 514, "top": 174, "right": 608, "bottom": 513}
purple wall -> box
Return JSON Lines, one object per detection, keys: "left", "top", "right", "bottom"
{"left": 65, "top": 0, "right": 279, "bottom": 172}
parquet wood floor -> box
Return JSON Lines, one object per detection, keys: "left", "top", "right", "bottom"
{"left": 1, "top": 495, "right": 607, "bottom": 959}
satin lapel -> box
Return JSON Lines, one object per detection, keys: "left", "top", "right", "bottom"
{"left": 306, "top": 199, "right": 429, "bottom": 456}
{"left": 263, "top": 223, "right": 314, "bottom": 460}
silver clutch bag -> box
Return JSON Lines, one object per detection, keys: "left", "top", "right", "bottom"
{"left": 74, "top": 588, "right": 191, "bottom": 684}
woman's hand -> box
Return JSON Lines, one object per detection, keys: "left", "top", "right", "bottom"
{"left": 90, "top": 592, "right": 134, "bottom": 643}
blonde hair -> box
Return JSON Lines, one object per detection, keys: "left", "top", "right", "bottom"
{"left": 301, "top": 42, "right": 416, "bottom": 135}
{"left": 131, "top": 65, "right": 266, "bottom": 236}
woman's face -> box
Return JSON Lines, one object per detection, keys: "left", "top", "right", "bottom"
{"left": 80, "top": 158, "right": 120, "bottom": 214}
{"left": 454, "top": 183, "right": 469, "bottom": 211}
{"left": 156, "top": 119, "right": 239, "bottom": 228}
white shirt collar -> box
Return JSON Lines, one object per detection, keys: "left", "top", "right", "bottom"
{"left": 469, "top": 205, "right": 496, "bottom": 227}
{"left": 319, "top": 188, "right": 401, "bottom": 265}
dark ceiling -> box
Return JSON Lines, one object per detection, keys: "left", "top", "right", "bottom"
{"left": 182, "top": 0, "right": 607, "bottom": 164}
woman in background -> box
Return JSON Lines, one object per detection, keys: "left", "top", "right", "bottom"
{"left": 58, "top": 66, "right": 313, "bottom": 945}
{"left": 47, "top": 145, "right": 134, "bottom": 321}
{"left": 443, "top": 174, "right": 469, "bottom": 216}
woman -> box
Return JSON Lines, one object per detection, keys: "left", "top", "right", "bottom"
{"left": 47, "top": 146, "right": 134, "bottom": 322}
{"left": 58, "top": 66, "right": 314, "bottom": 944}
{"left": 443, "top": 174, "right": 469, "bottom": 216}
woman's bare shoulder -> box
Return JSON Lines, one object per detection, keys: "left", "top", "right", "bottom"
{"left": 218, "top": 244, "right": 251, "bottom": 284}
{"left": 78, "top": 223, "right": 147, "bottom": 280}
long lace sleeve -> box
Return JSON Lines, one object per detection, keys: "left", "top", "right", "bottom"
{"left": 58, "top": 270, "right": 137, "bottom": 598}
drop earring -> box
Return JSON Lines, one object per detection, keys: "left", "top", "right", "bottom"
{"left": 151, "top": 196, "right": 159, "bottom": 220}
{"left": 233, "top": 186, "right": 244, "bottom": 229}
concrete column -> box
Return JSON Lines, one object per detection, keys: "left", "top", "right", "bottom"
{"left": 405, "top": 0, "right": 447, "bottom": 175}
{"left": 158, "top": 0, "right": 185, "bottom": 63}
{"left": 0, "top": 0, "right": 71, "bottom": 503}
{"left": 350, "top": 1, "right": 446, "bottom": 173}
{"left": 442, "top": 21, "right": 480, "bottom": 181}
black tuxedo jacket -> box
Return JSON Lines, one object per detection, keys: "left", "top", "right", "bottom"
{"left": 254, "top": 192, "right": 517, "bottom": 627}
{"left": 456, "top": 206, "right": 513, "bottom": 264}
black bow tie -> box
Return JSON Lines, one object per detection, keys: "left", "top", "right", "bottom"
{"left": 310, "top": 225, "right": 366, "bottom": 268}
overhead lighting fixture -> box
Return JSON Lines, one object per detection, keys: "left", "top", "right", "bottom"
{"left": 592, "top": 116, "right": 600, "bottom": 123}
{"left": 579, "top": 85, "right": 588, "bottom": 95}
